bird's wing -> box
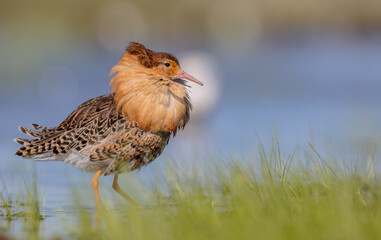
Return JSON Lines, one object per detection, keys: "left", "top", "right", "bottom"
{"left": 14, "top": 94, "right": 134, "bottom": 158}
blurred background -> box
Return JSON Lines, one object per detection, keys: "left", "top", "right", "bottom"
{"left": 1, "top": 0, "right": 381, "bottom": 226}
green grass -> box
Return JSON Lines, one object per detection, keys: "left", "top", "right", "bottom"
{"left": 66, "top": 138, "right": 381, "bottom": 240}
{"left": 0, "top": 170, "right": 44, "bottom": 239}
{"left": 2, "top": 136, "right": 381, "bottom": 239}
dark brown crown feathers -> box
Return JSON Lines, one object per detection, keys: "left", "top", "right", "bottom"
{"left": 126, "top": 42, "right": 179, "bottom": 68}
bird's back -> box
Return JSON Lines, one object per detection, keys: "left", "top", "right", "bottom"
{"left": 15, "top": 94, "right": 170, "bottom": 175}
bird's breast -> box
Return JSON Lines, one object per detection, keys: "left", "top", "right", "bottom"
{"left": 115, "top": 83, "right": 191, "bottom": 133}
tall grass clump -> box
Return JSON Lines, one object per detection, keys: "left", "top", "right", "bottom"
{"left": 68, "top": 136, "right": 381, "bottom": 240}
{"left": 0, "top": 170, "right": 44, "bottom": 239}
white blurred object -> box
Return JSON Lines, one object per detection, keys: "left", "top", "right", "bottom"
{"left": 38, "top": 66, "right": 78, "bottom": 106}
{"left": 166, "top": 51, "right": 221, "bottom": 165}
{"left": 94, "top": 1, "right": 149, "bottom": 53}
{"left": 179, "top": 51, "right": 220, "bottom": 123}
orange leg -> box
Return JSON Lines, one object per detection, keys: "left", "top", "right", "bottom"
{"left": 92, "top": 168, "right": 102, "bottom": 207}
{"left": 112, "top": 174, "right": 143, "bottom": 209}
{"left": 92, "top": 168, "right": 102, "bottom": 228}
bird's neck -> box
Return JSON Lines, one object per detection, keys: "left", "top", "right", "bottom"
{"left": 109, "top": 56, "right": 191, "bottom": 134}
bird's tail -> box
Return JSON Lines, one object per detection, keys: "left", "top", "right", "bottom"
{"left": 14, "top": 123, "right": 60, "bottom": 158}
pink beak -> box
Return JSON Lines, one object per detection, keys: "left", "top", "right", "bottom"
{"left": 176, "top": 70, "right": 204, "bottom": 86}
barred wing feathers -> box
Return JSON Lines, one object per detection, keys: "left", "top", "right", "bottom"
{"left": 14, "top": 94, "right": 125, "bottom": 158}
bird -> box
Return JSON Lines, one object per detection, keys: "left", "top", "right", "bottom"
{"left": 14, "top": 42, "right": 203, "bottom": 209}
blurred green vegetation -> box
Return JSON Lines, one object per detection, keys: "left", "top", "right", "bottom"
{"left": 2, "top": 0, "right": 381, "bottom": 43}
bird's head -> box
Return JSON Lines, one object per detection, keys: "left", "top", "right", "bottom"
{"left": 121, "top": 42, "right": 203, "bottom": 86}
{"left": 151, "top": 53, "right": 204, "bottom": 86}
{"left": 109, "top": 42, "right": 203, "bottom": 133}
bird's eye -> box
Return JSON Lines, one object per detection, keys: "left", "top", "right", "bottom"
{"left": 164, "top": 62, "right": 171, "bottom": 67}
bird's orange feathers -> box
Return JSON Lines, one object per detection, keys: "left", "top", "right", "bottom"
{"left": 109, "top": 43, "right": 191, "bottom": 134}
